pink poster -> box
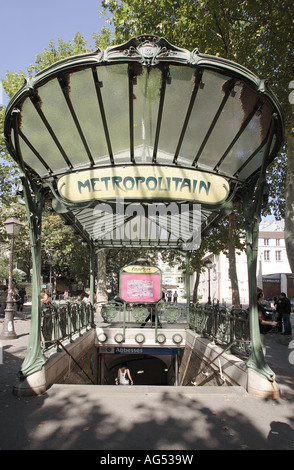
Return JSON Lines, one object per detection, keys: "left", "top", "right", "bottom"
{"left": 121, "top": 273, "right": 161, "bottom": 302}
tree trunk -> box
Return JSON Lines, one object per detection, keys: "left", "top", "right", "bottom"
{"left": 53, "top": 267, "right": 57, "bottom": 297}
{"left": 96, "top": 249, "right": 109, "bottom": 303}
{"left": 285, "top": 131, "right": 294, "bottom": 274}
{"left": 228, "top": 213, "right": 241, "bottom": 308}
{"left": 192, "top": 268, "right": 201, "bottom": 303}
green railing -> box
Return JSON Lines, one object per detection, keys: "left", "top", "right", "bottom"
{"left": 98, "top": 301, "right": 186, "bottom": 327}
{"left": 96, "top": 300, "right": 250, "bottom": 355}
{"left": 188, "top": 303, "right": 251, "bottom": 356}
{"left": 41, "top": 301, "right": 95, "bottom": 351}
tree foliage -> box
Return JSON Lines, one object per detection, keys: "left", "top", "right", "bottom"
{"left": 0, "top": 34, "right": 112, "bottom": 289}
{"left": 102, "top": 0, "right": 293, "bottom": 219}
{"left": 0, "top": 30, "right": 114, "bottom": 205}
{"left": 100, "top": 0, "right": 294, "bottom": 295}
{"left": 40, "top": 208, "right": 91, "bottom": 287}
{"left": 1, "top": 5, "right": 293, "bottom": 297}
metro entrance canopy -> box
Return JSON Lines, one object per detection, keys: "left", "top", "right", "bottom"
{"left": 4, "top": 34, "right": 283, "bottom": 250}
{"left": 3, "top": 35, "right": 284, "bottom": 385}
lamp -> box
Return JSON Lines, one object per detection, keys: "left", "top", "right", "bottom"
{"left": 47, "top": 254, "right": 53, "bottom": 296}
{"left": 97, "top": 332, "right": 107, "bottom": 343}
{"left": 0, "top": 217, "right": 23, "bottom": 339}
{"left": 205, "top": 259, "right": 213, "bottom": 269}
{"left": 135, "top": 333, "right": 145, "bottom": 344}
{"left": 172, "top": 334, "right": 183, "bottom": 344}
{"left": 156, "top": 333, "right": 166, "bottom": 344}
{"left": 4, "top": 217, "right": 23, "bottom": 236}
{"left": 114, "top": 333, "right": 124, "bottom": 343}
{"left": 205, "top": 259, "right": 213, "bottom": 305}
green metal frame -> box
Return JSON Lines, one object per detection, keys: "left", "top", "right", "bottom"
{"left": 3, "top": 35, "right": 285, "bottom": 382}
{"left": 243, "top": 117, "right": 277, "bottom": 381}
{"left": 13, "top": 110, "right": 47, "bottom": 376}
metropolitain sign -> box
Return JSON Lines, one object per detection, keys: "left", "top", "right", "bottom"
{"left": 57, "top": 165, "right": 229, "bottom": 204}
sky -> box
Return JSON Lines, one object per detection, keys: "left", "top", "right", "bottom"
{"left": 0, "top": 0, "right": 112, "bottom": 105}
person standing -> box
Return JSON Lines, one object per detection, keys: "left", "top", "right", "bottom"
{"left": 18, "top": 287, "right": 26, "bottom": 312}
{"left": 173, "top": 290, "right": 178, "bottom": 303}
{"left": 14, "top": 290, "right": 21, "bottom": 312}
{"left": 276, "top": 292, "right": 292, "bottom": 336}
{"left": 117, "top": 365, "right": 133, "bottom": 385}
{"left": 257, "top": 291, "right": 277, "bottom": 355}
{"left": 0, "top": 289, "right": 7, "bottom": 315}
{"left": 41, "top": 290, "right": 52, "bottom": 309}
{"left": 273, "top": 296, "right": 282, "bottom": 332}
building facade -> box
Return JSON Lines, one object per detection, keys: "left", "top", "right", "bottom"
{"left": 196, "top": 220, "right": 293, "bottom": 307}
{"left": 157, "top": 257, "right": 186, "bottom": 302}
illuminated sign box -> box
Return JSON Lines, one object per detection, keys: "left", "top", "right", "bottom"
{"left": 120, "top": 264, "right": 162, "bottom": 303}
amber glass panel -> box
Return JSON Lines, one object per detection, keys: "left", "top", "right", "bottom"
{"left": 37, "top": 79, "right": 88, "bottom": 168}
{"left": 133, "top": 67, "right": 161, "bottom": 162}
{"left": 196, "top": 81, "right": 247, "bottom": 170}
{"left": 12, "top": 128, "right": 48, "bottom": 176}
{"left": 157, "top": 66, "right": 195, "bottom": 164}
{"left": 221, "top": 102, "right": 273, "bottom": 178}
{"left": 177, "top": 70, "right": 229, "bottom": 167}
{"left": 20, "top": 98, "right": 66, "bottom": 173}
{"left": 69, "top": 69, "right": 109, "bottom": 164}
{"left": 97, "top": 64, "right": 129, "bottom": 164}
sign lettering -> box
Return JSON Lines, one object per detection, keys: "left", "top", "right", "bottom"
{"left": 57, "top": 166, "right": 229, "bottom": 204}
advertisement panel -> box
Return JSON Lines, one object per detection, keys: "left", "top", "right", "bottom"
{"left": 120, "top": 264, "right": 162, "bottom": 303}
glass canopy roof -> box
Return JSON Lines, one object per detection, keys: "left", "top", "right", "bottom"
{"left": 4, "top": 35, "right": 284, "bottom": 250}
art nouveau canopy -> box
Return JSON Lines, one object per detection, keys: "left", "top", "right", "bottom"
{"left": 4, "top": 35, "right": 284, "bottom": 250}
{"left": 3, "top": 35, "right": 285, "bottom": 386}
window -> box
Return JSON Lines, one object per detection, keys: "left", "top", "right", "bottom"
{"left": 264, "top": 250, "right": 270, "bottom": 261}
{"left": 275, "top": 251, "right": 281, "bottom": 261}
{"left": 264, "top": 238, "right": 269, "bottom": 246}
{"left": 276, "top": 239, "right": 280, "bottom": 246}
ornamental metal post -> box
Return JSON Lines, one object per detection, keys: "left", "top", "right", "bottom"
{"left": 245, "top": 207, "right": 275, "bottom": 380}
{"left": 243, "top": 117, "right": 277, "bottom": 381}
{"left": 10, "top": 109, "right": 47, "bottom": 378}
{"left": 205, "top": 259, "right": 213, "bottom": 305}
{"left": 0, "top": 217, "right": 23, "bottom": 339}
{"left": 89, "top": 244, "right": 94, "bottom": 305}
{"left": 89, "top": 243, "right": 96, "bottom": 327}
{"left": 18, "top": 183, "right": 47, "bottom": 377}
{"left": 186, "top": 253, "right": 191, "bottom": 326}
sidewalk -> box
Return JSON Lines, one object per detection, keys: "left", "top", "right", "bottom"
{"left": 0, "top": 306, "right": 294, "bottom": 451}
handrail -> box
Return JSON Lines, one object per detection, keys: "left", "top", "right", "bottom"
{"left": 191, "top": 340, "right": 237, "bottom": 386}
{"left": 41, "top": 301, "right": 95, "bottom": 351}
{"left": 188, "top": 303, "right": 250, "bottom": 355}
{"left": 190, "top": 338, "right": 249, "bottom": 386}
{"left": 56, "top": 339, "right": 95, "bottom": 384}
